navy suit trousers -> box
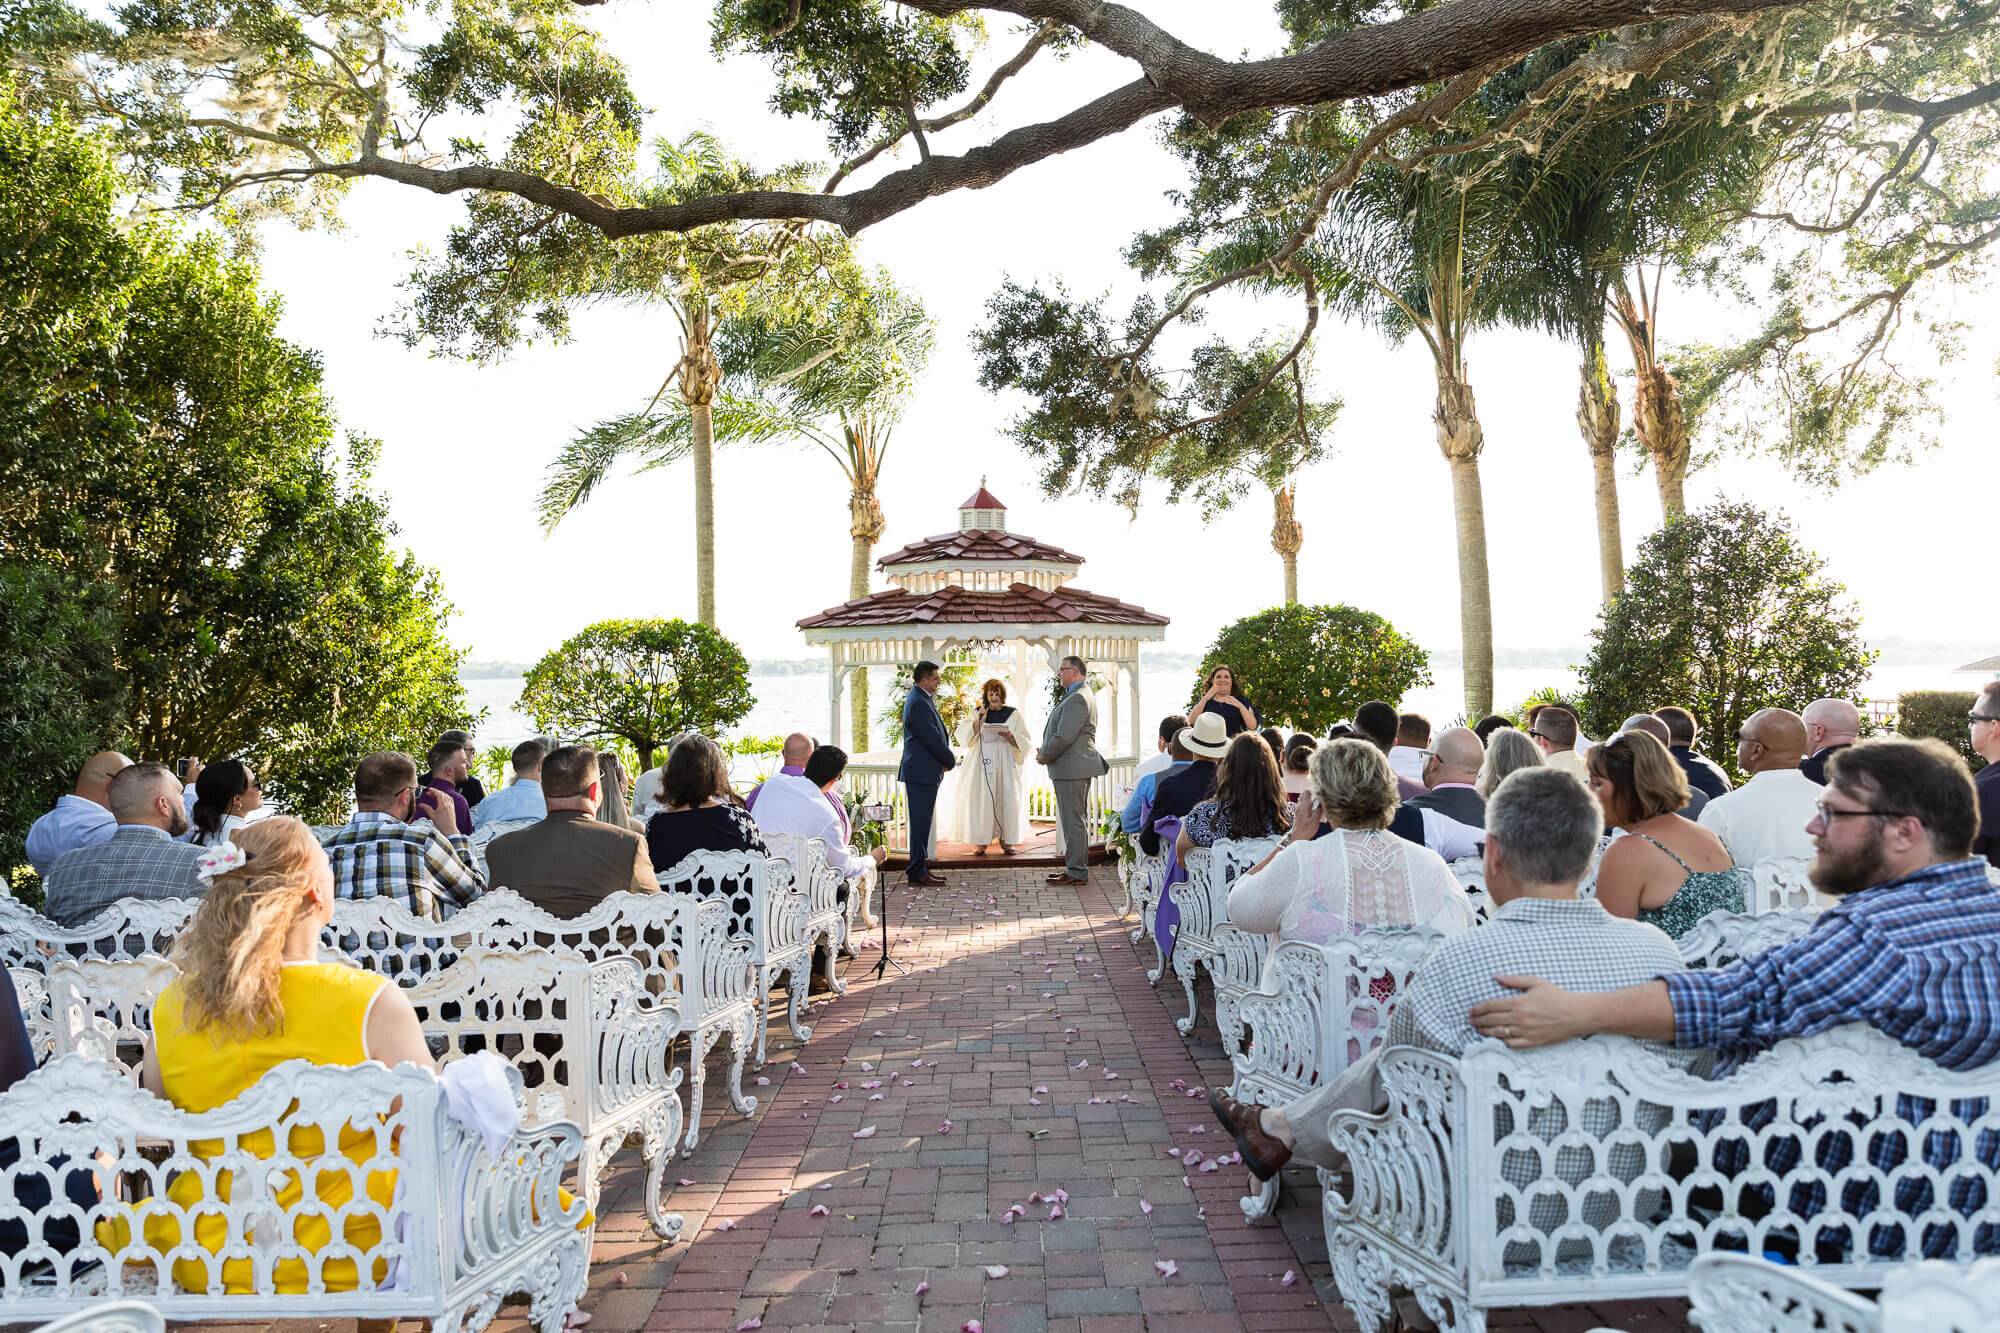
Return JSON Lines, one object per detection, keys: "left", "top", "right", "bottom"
{"left": 906, "top": 781, "right": 940, "bottom": 882}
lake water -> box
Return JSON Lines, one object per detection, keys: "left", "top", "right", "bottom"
{"left": 462, "top": 662, "right": 1978, "bottom": 753}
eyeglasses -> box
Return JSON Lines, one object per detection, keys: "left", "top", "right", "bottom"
{"left": 1970, "top": 714, "right": 2000, "bottom": 725}
{"left": 1812, "top": 801, "right": 1915, "bottom": 824}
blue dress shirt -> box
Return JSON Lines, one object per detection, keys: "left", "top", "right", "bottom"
{"left": 472, "top": 778, "right": 546, "bottom": 829}
{"left": 24, "top": 796, "right": 116, "bottom": 874}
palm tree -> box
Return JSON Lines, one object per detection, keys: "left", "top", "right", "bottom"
{"left": 544, "top": 274, "right": 934, "bottom": 747}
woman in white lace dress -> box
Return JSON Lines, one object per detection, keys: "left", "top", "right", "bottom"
{"left": 1227, "top": 738, "right": 1475, "bottom": 989}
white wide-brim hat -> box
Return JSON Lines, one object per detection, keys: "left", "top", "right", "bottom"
{"left": 1176, "top": 711, "right": 1230, "bottom": 759}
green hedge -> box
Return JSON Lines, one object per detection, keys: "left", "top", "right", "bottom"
{"left": 1896, "top": 691, "right": 1985, "bottom": 773}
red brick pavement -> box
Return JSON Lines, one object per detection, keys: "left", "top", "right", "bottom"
{"left": 141, "top": 864, "right": 1693, "bottom": 1333}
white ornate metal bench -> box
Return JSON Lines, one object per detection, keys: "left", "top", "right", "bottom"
{"left": 1227, "top": 926, "right": 1446, "bottom": 1222}
{"left": 1324, "top": 1024, "right": 2000, "bottom": 1333}
{"left": 1448, "top": 856, "right": 1492, "bottom": 921}
{"left": 1685, "top": 1252, "right": 2000, "bottom": 1332}
{"left": 1129, "top": 846, "right": 1166, "bottom": 970}
{"left": 1676, "top": 907, "right": 1818, "bottom": 970}
{"left": 1, "top": 896, "right": 198, "bottom": 971}
{"left": 761, "top": 834, "right": 855, "bottom": 1064}
{"left": 1166, "top": 835, "right": 1282, "bottom": 1039}
{"left": 32, "top": 1299, "right": 165, "bottom": 1333}
{"left": 329, "top": 881, "right": 756, "bottom": 1150}
{"left": 0, "top": 1054, "right": 590, "bottom": 1331}
{"left": 1746, "top": 857, "right": 1816, "bottom": 915}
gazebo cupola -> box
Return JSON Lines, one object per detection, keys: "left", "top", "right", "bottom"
{"left": 959, "top": 481, "right": 1007, "bottom": 531}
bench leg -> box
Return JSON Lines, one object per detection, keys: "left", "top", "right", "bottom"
{"left": 718, "top": 1013, "right": 760, "bottom": 1119}
{"left": 1327, "top": 1227, "right": 1401, "bottom": 1333}
{"left": 818, "top": 926, "right": 847, "bottom": 998}
{"left": 1239, "top": 1171, "right": 1281, "bottom": 1222}
{"left": 642, "top": 1098, "right": 686, "bottom": 1242}
{"left": 755, "top": 964, "right": 773, "bottom": 1069}
{"left": 790, "top": 957, "right": 817, "bottom": 1042}
{"left": 1172, "top": 953, "right": 1202, "bottom": 1036}
{"left": 684, "top": 1025, "right": 719, "bottom": 1152}
{"left": 526, "top": 1229, "right": 593, "bottom": 1333}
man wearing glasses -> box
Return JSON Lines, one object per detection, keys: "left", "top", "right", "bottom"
{"left": 1471, "top": 737, "right": 2000, "bottom": 1259}
{"left": 1970, "top": 681, "right": 2000, "bottom": 867}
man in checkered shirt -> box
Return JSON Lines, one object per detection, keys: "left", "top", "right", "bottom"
{"left": 1474, "top": 737, "right": 2000, "bottom": 1260}
{"left": 323, "top": 751, "right": 486, "bottom": 920}
{"left": 1211, "top": 765, "right": 1694, "bottom": 1256}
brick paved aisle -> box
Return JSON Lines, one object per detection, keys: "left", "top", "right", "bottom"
{"left": 510, "top": 862, "right": 1692, "bottom": 1333}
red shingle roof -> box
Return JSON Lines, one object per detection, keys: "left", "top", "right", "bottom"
{"left": 876, "top": 529, "right": 1085, "bottom": 568}
{"left": 958, "top": 485, "right": 1007, "bottom": 510}
{"left": 797, "top": 583, "right": 1169, "bottom": 631}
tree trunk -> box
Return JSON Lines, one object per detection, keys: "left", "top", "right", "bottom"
{"left": 1576, "top": 350, "right": 1624, "bottom": 603}
{"left": 1271, "top": 482, "right": 1303, "bottom": 606}
{"left": 674, "top": 300, "right": 723, "bottom": 627}
{"left": 637, "top": 741, "right": 655, "bottom": 772}
{"left": 848, "top": 462, "right": 886, "bottom": 752}
{"left": 1435, "top": 372, "right": 1493, "bottom": 719}
{"left": 1610, "top": 278, "right": 1690, "bottom": 524}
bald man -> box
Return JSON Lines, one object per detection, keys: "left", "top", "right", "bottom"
{"left": 745, "top": 732, "right": 817, "bottom": 814}
{"left": 1800, "top": 698, "right": 1861, "bottom": 785}
{"left": 1697, "top": 708, "right": 1820, "bottom": 867}
{"left": 24, "top": 751, "right": 131, "bottom": 874}
{"left": 1410, "top": 727, "right": 1489, "bottom": 827}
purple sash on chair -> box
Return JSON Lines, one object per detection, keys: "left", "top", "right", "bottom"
{"left": 1152, "top": 814, "right": 1188, "bottom": 966}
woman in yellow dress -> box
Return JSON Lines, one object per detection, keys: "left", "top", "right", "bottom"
{"left": 100, "top": 816, "right": 437, "bottom": 1295}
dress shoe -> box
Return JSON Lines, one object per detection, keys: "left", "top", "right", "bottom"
{"left": 910, "top": 873, "right": 948, "bottom": 886}
{"left": 1208, "top": 1087, "right": 1291, "bottom": 1180}
{"left": 1045, "top": 871, "right": 1087, "bottom": 884}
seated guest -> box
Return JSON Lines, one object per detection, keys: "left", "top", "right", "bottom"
{"left": 1800, "top": 697, "right": 1861, "bottom": 785}
{"left": 1409, "top": 726, "right": 1486, "bottom": 827}
{"left": 633, "top": 762, "right": 667, "bottom": 821}
{"left": 1227, "top": 739, "right": 1474, "bottom": 979}
{"left": 1140, "top": 713, "right": 1224, "bottom": 856}
{"left": 438, "top": 728, "right": 485, "bottom": 808}
{"left": 473, "top": 738, "right": 548, "bottom": 829}
{"left": 1122, "top": 716, "right": 1190, "bottom": 836}
{"left": 1585, "top": 730, "right": 1746, "bottom": 938}
{"left": 1529, "top": 705, "right": 1589, "bottom": 781}
{"left": 1621, "top": 715, "right": 1706, "bottom": 817}
{"left": 1699, "top": 708, "right": 1821, "bottom": 867}
{"left": 1472, "top": 738, "right": 2000, "bottom": 1260}
{"left": 323, "top": 751, "right": 485, "bottom": 919}
{"left": 1476, "top": 726, "right": 1543, "bottom": 800}
{"left": 1176, "top": 732, "right": 1293, "bottom": 859}
{"left": 1970, "top": 682, "right": 2000, "bottom": 867}
{"left": 1258, "top": 725, "right": 1286, "bottom": 764}
{"left": 1192, "top": 664, "right": 1258, "bottom": 737}
{"left": 1281, "top": 736, "right": 1315, "bottom": 803}
{"left": 597, "top": 751, "right": 646, "bottom": 833}
{"left": 756, "top": 744, "right": 885, "bottom": 879}
{"left": 1654, "top": 705, "right": 1732, "bottom": 800}
{"left": 43, "top": 763, "right": 205, "bottom": 927}
{"left": 1388, "top": 712, "right": 1431, "bottom": 786}
{"left": 108, "top": 817, "right": 586, "bottom": 1295}
{"left": 419, "top": 737, "right": 475, "bottom": 834}
{"left": 646, "top": 733, "right": 767, "bottom": 876}
{"left": 745, "top": 732, "right": 814, "bottom": 812}
{"left": 1353, "top": 701, "right": 1425, "bottom": 799}
{"left": 189, "top": 760, "right": 262, "bottom": 848}
{"left": 1133, "top": 715, "right": 1184, "bottom": 785}
{"left": 1472, "top": 714, "right": 1514, "bottom": 745}
{"left": 25, "top": 751, "right": 129, "bottom": 873}
{"left": 485, "top": 744, "right": 655, "bottom": 917}
{"left": 1212, "top": 768, "right": 1690, "bottom": 1216}
{"left": 1, "top": 969, "right": 100, "bottom": 1259}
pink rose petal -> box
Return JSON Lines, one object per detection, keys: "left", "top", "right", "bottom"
{"left": 736, "top": 1321, "right": 761, "bottom": 1332}
{"left": 1156, "top": 1259, "right": 1180, "bottom": 1278}
{"left": 1140, "top": 1199, "right": 1153, "bottom": 1215}
{"left": 809, "top": 1204, "right": 829, "bottom": 1217}
{"left": 755, "top": 1076, "right": 770, "bottom": 1086}
{"left": 1076, "top": 1059, "right": 1089, "bottom": 1069}
{"left": 715, "top": 1218, "right": 736, "bottom": 1231}
{"left": 1029, "top": 1098, "right": 1042, "bottom": 1106}
{"left": 1183, "top": 1150, "right": 1202, "bottom": 1165}
{"left": 678, "top": 1178, "right": 695, "bottom": 1186}
{"left": 827, "top": 1095, "right": 843, "bottom": 1103}
{"left": 1281, "top": 1270, "right": 1298, "bottom": 1287}
{"left": 962, "top": 1323, "right": 983, "bottom": 1333}
{"left": 984, "top": 1265, "right": 1010, "bottom": 1279}
{"left": 860, "top": 1062, "right": 874, "bottom": 1071}
{"left": 852, "top": 1126, "right": 876, "bottom": 1139}
{"left": 1199, "top": 1160, "right": 1220, "bottom": 1173}
{"left": 791, "top": 1062, "right": 806, "bottom": 1073}
{"left": 1032, "top": 1085, "right": 1048, "bottom": 1095}
{"left": 1047, "top": 1204, "right": 1063, "bottom": 1219}
{"left": 1105, "top": 1071, "right": 1118, "bottom": 1080}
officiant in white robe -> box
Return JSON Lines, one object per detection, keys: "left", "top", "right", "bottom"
{"left": 943, "top": 678, "right": 1032, "bottom": 852}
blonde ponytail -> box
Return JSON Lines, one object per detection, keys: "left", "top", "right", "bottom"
{"left": 172, "top": 817, "right": 325, "bottom": 1038}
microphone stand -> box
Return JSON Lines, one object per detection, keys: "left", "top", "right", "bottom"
{"left": 864, "top": 805, "right": 909, "bottom": 979}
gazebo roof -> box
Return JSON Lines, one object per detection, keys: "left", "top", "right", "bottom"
{"left": 959, "top": 484, "right": 1007, "bottom": 510}
{"left": 1959, "top": 654, "right": 2000, "bottom": 672}
{"left": 798, "top": 582, "right": 1167, "bottom": 632}
{"left": 877, "top": 528, "right": 1085, "bottom": 568}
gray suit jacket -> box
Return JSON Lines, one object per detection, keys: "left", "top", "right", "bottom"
{"left": 42, "top": 824, "right": 205, "bottom": 928}
{"left": 1040, "top": 687, "right": 1107, "bottom": 781}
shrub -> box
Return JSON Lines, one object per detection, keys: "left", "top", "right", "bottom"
{"left": 1193, "top": 604, "right": 1432, "bottom": 734}
{"left": 1895, "top": 691, "right": 1984, "bottom": 773}
{"left": 519, "top": 619, "right": 754, "bottom": 770}
{"left": 1576, "top": 503, "right": 1875, "bottom": 778}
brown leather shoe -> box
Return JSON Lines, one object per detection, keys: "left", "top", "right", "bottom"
{"left": 1045, "top": 871, "right": 1085, "bottom": 883}
{"left": 911, "top": 873, "right": 947, "bottom": 886}
{"left": 1208, "top": 1087, "right": 1291, "bottom": 1180}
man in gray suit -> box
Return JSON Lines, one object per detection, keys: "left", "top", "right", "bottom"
{"left": 42, "top": 762, "right": 205, "bottom": 927}
{"left": 1036, "top": 655, "right": 1107, "bottom": 885}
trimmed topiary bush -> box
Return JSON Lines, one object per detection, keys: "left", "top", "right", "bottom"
{"left": 1192, "top": 604, "right": 1431, "bottom": 734}
{"left": 1895, "top": 690, "right": 1984, "bottom": 773}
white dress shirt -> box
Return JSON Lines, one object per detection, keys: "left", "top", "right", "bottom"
{"left": 752, "top": 773, "right": 872, "bottom": 877}
{"left": 1388, "top": 745, "right": 1428, "bottom": 785}
{"left": 1417, "top": 809, "right": 1483, "bottom": 862}
{"left": 1133, "top": 750, "right": 1175, "bottom": 783}
{"left": 24, "top": 795, "right": 116, "bottom": 874}
{"left": 1697, "top": 767, "right": 1821, "bottom": 867}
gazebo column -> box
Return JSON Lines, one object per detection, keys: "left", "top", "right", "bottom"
{"left": 827, "top": 659, "right": 847, "bottom": 749}
{"left": 1128, "top": 658, "right": 1143, "bottom": 761}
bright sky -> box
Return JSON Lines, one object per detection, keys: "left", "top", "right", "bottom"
{"left": 250, "top": 3, "right": 1998, "bottom": 666}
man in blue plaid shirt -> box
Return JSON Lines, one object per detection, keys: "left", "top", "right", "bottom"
{"left": 1473, "top": 737, "right": 2000, "bottom": 1260}
{"left": 323, "top": 751, "right": 486, "bottom": 920}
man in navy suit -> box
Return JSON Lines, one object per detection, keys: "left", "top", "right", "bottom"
{"left": 899, "top": 660, "right": 956, "bottom": 886}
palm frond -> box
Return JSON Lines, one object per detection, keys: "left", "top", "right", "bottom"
{"left": 537, "top": 411, "right": 690, "bottom": 532}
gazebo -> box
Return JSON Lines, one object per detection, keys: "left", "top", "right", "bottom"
{"left": 796, "top": 483, "right": 1169, "bottom": 853}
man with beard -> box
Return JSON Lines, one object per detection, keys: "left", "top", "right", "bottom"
{"left": 1471, "top": 737, "right": 2000, "bottom": 1259}
{"left": 41, "top": 762, "right": 206, "bottom": 927}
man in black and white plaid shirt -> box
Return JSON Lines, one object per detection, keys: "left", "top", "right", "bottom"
{"left": 1212, "top": 768, "right": 1694, "bottom": 1211}
{"left": 323, "top": 751, "right": 486, "bottom": 920}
